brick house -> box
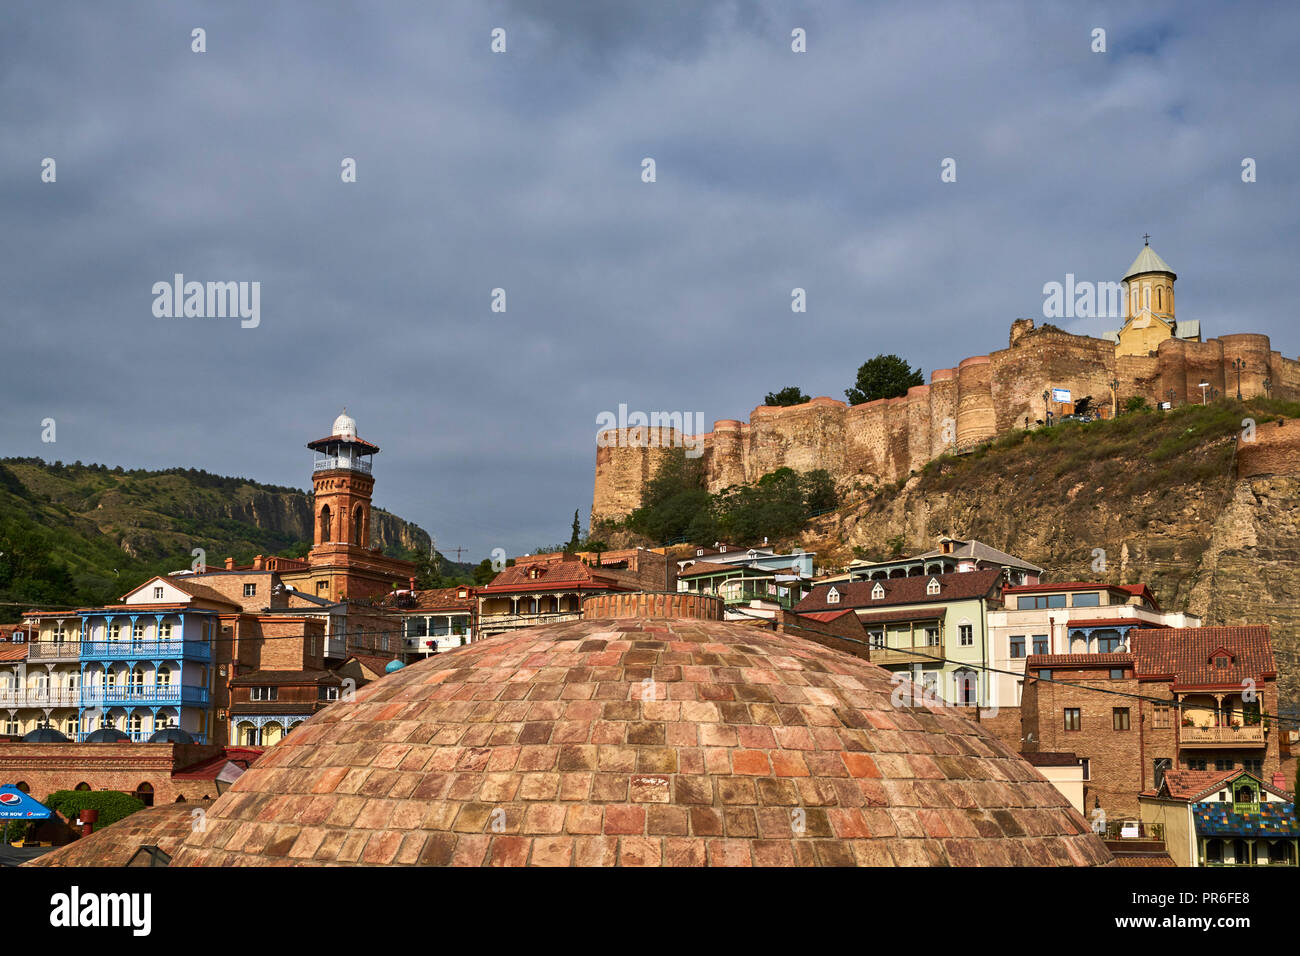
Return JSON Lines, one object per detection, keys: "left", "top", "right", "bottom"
{"left": 1021, "top": 625, "right": 1290, "bottom": 820}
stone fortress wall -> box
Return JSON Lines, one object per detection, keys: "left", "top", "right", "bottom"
{"left": 592, "top": 320, "right": 1300, "bottom": 527}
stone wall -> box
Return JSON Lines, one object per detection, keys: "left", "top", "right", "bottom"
{"left": 591, "top": 322, "right": 1300, "bottom": 526}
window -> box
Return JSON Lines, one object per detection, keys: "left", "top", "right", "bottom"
{"left": 1019, "top": 594, "right": 1067, "bottom": 610}
{"left": 318, "top": 685, "right": 340, "bottom": 701}
{"left": 1071, "top": 592, "right": 1100, "bottom": 607}
{"left": 1064, "top": 708, "right": 1081, "bottom": 731}
{"left": 244, "top": 583, "right": 257, "bottom": 597}
{"left": 1244, "top": 759, "right": 1263, "bottom": 775}
{"left": 958, "top": 623, "right": 973, "bottom": 646}
{"left": 868, "top": 630, "right": 884, "bottom": 649}
{"left": 109, "top": 623, "right": 122, "bottom": 641}
{"left": 1096, "top": 631, "right": 1123, "bottom": 653}
{"left": 1009, "top": 636, "right": 1026, "bottom": 659}
{"left": 52, "top": 622, "right": 67, "bottom": 641}
{"left": 1032, "top": 635, "right": 1049, "bottom": 655}
{"left": 923, "top": 627, "right": 940, "bottom": 647}
{"left": 926, "top": 578, "right": 941, "bottom": 596}
{"left": 132, "top": 622, "right": 145, "bottom": 641}
{"left": 1215, "top": 656, "right": 1229, "bottom": 669}
{"left": 1038, "top": 669, "right": 1052, "bottom": 681}
{"left": 1153, "top": 703, "right": 1171, "bottom": 728}
{"left": 1214, "top": 758, "right": 1234, "bottom": 772}
{"left": 826, "top": 587, "right": 840, "bottom": 605}
{"left": 1187, "top": 757, "right": 1208, "bottom": 771}
{"left": 1109, "top": 668, "right": 1126, "bottom": 680}
{"left": 871, "top": 583, "right": 884, "bottom": 600}
{"left": 250, "top": 686, "right": 279, "bottom": 701}
{"left": 1113, "top": 707, "right": 1130, "bottom": 731}
{"left": 157, "top": 666, "right": 172, "bottom": 686}
{"left": 153, "top": 586, "right": 164, "bottom": 599}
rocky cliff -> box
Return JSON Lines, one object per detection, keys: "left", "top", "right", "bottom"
{"left": 790, "top": 404, "right": 1300, "bottom": 714}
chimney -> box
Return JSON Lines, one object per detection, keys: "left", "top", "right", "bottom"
{"left": 224, "top": 557, "right": 235, "bottom": 570}
{"left": 1273, "top": 771, "right": 1287, "bottom": 791}
{"left": 253, "top": 555, "right": 265, "bottom": 571}
{"left": 409, "top": 576, "right": 417, "bottom": 590}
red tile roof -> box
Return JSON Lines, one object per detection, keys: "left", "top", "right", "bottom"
{"left": 796, "top": 569, "right": 1003, "bottom": 613}
{"left": 797, "top": 609, "right": 858, "bottom": 624}
{"left": 854, "top": 607, "right": 947, "bottom": 626}
{"left": 479, "top": 560, "right": 635, "bottom": 594}
{"left": 167, "top": 616, "right": 1114, "bottom": 868}
{"left": 1130, "top": 626, "right": 1276, "bottom": 687}
{"left": 1025, "top": 653, "right": 1133, "bottom": 669}
{"left": 388, "top": 587, "right": 476, "bottom": 612}
{"left": 0, "top": 643, "right": 29, "bottom": 662}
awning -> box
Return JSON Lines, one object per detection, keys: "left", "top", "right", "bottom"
{"left": 0, "top": 785, "right": 52, "bottom": 820}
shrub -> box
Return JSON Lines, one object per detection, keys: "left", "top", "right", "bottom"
{"left": 43, "top": 790, "right": 145, "bottom": 832}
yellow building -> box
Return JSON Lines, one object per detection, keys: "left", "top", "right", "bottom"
{"left": 1105, "top": 240, "right": 1200, "bottom": 356}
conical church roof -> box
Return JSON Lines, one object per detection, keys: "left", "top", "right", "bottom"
{"left": 169, "top": 617, "right": 1113, "bottom": 867}
{"left": 1123, "top": 243, "right": 1175, "bottom": 281}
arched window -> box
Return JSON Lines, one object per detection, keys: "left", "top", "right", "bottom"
{"left": 1156, "top": 287, "right": 1163, "bottom": 310}
{"left": 320, "top": 505, "right": 332, "bottom": 543}
{"left": 135, "top": 782, "right": 154, "bottom": 807}
{"left": 75, "top": 782, "right": 91, "bottom": 791}
{"left": 157, "top": 665, "right": 172, "bottom": 687}
{"left": 15, "top": 781, "right": 28, "bottom": 793}
{"left": 353, "top": 506, "right": 364, "bottom": 544}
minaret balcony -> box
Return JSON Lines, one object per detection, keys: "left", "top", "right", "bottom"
{"left": 313, "top": 455, "right": 372, "bottom": 474}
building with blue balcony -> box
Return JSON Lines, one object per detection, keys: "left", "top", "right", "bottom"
{"left": 73, "top": 576, "right": 228, "bottom": 744}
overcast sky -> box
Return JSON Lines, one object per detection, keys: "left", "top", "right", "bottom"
{"left": 3, "top": 0, "right": 1297, "bottom": 561}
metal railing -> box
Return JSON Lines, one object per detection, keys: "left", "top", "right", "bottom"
{"left": 313, "top": 455, "right": 371, "bottom": 473}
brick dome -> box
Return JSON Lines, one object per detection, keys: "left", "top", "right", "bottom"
{"left": 171, "top": 617, "right": 1112, "bottom": 867}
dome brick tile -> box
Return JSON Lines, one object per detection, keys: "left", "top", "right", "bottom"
{"left": 171, "top": 617, "right": 1113, "bottom": 866}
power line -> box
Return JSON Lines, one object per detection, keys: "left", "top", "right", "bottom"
{"left": 727, "top": 604, "right": 1300, "bottom": 728}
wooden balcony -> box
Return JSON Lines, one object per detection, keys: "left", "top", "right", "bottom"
{"left": 869, "top": 644, "right": 941, "bottom": 666}
{"left": 1179, "top": 724, "right": 1267, "bottom": 748}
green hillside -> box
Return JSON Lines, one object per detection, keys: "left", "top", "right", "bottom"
{"left": 0, "top": 458, "right": 441, "bottom": 621}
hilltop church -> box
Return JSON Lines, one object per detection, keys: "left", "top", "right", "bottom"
{"left": 1103, "top": 240, "right": 1201, "bottom": 357}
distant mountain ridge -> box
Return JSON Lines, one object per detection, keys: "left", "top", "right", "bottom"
{"left": 0, "top": 457, "right": 432, "bottom": 618}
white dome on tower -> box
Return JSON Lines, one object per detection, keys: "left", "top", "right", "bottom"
{"left": 332, "top": 409, "right": 357, "bottom": 440}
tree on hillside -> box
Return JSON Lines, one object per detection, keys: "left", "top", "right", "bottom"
{"left": 845, "top": 354, "right": 924, "bottom": 405}
{"left": 566, "top": 510, "right": 581, "bottom": 552}
{"left": 764, "top": 386, "right": 810, "bottom": 407}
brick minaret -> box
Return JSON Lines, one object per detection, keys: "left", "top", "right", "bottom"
{"left": 308, "top": 409, "right": 378, "bottom": 551}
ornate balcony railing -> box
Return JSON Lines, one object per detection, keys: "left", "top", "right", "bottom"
{"left": 80, "top": 640, "right": 211, "bottom": 662}
{"left": 1180, "top": 724, "right": 1266, "bottom": 747}
{"left": 479, "top": 611, "right": 581, "bottom": 633}
{"left": 0, "top": 688, "right": 81, "bottom": 708}
{"left": 28, "top": 642, "right": 81, "bottom": 661}
{"left": 82, "top": 684, "right": 210, "bottom": 706}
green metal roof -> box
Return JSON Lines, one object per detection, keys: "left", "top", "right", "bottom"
{"left": 1123, "top": 244, "right": 1176, "bottom": 281}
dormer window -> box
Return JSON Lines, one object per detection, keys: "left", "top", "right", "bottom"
{"left": 1215, "top": 656, "right": 1228, "bottom": 669}
{"left": 153, "top": 586, "right": 164, "bottom": 600}
{"left": 696, "top": 549, "right": 704, "bottom": 557}
{"left": 826, "top": 587, "right": 840, "bottom": 605}
{"left": 926, "top": 578, "right": 941, "bottom": 596}
{"left": 871, "top": 582, "right": 885, "bottom": 600}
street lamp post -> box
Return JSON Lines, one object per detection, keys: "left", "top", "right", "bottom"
{"left": 1263, "top": 377, "right": 1272, "bottom": 398}
{"left": 1231, "top": 358, "right": 1245, "bottom": 400}
{"left": 1198, "top": 381, "right": 1210, "bottom": 406}
{"left": 1109, "top": 378, "right": 1120, "bottom": 417}
{"left": 1166, "top": 388, "right": 1176, "bottom": 410}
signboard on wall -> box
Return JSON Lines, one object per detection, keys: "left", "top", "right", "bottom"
{"left": 1051, "top": 387, "right": 1072, "bottom": 404}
